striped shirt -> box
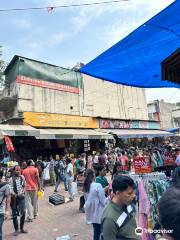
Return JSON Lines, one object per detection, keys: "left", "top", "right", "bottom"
{"left": 9, "top": 175, "right": 25, "bottom": 195}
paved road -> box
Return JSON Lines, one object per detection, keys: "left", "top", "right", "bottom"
{"left": 4, "top": 185, "right": 92, "bottom": 240}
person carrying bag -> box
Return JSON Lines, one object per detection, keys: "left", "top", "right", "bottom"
{"left": 9, "top": 166, "right": 27, "bottom": 236}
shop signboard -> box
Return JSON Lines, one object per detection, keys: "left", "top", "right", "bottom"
{"left": 5, "top": 56, "right": 82, "bottom": 94}
{"left": 163, "top": 154, "right": 176, "bottom": 166}
{"left": 139, "top": 121, "right": 149, "bottom": 129}
{"left": 148, "top": 121, "right": 161, "bottom": 129}
{"left": 99, "top": 119, "right": 160, "bottom": 130}
{"left": 23, "top": 112, "right": 99, "bottom": 128}
{"left": 16, "top": 75, "right": 80, "bottom": 94}
{"left": 133, "top": 156, "right": 151, "bottom": 173}
{"left": 130, "top": 121, "right": 140, "bottom": 129}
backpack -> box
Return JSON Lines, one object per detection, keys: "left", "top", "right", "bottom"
{"left": 54, "top": 161, "right": 64, "bottom": 175}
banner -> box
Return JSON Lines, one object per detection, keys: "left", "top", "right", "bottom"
{"left": 23, "top": 112, "right": 99, "bottom": 128}
{"left": 16, "top": 75, "right": 80, "bottom": 94}
{"left": 163, "top": 153, "right": 176, "bottom": 166}
{"left": 99, "top": 119, "right": 160, "bottom": 130}
{"left": 133, "top": 156, "right": 151, "bottom": 174}
{"left": 5, "top": 56, "right": 82, "bottom": 93}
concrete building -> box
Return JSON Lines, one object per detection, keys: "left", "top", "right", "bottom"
{"left": 82, "top": 74, "right": 148, "bottom": 120}
{"left": 0, "top": 55, "right": 148, "bottom": 122}
{"left": 172, "top": 108, "right": 180, "bottom": 128}
{"left": 148, "top": 100, "right": 177, "bottom": 130}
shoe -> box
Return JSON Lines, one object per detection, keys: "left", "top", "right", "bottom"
{"left": 65, "top": 189, "right": 68, "bottom": 192}
{"left": 20, "top": 229, "right": 28, "bottom": 234}
{"left": 79, "top": 208, "right": 85, "bottom": 213}
{"left": 26, "top": 218, "right": 33, "bottom": 222}
{"left": 13, "top": 231, "right": 19, "bottom": 236}
{"left": 54, "top": 190, "right": 58, "bottom": 192}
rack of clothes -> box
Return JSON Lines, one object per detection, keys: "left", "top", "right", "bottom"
{"left": 124, "top": 172, "right": 170, "bottom": 240}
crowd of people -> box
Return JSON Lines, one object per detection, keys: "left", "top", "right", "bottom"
{"left": 83, "top": 168, "right": 180, "bottom": 240}
{"left": 0, "top": 139, "right": 179, "bottom": 240}
{"left": 0, "top": 154, "right": 83, "bottom": 239}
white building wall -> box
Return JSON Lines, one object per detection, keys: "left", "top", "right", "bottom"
{"left": 16, "top": 74, "right": 148, "bottom": 120}
{"left": 172, "top": 109, "right": 180, "bottom": 118}
{"left": 159, "top": 101, "right": 176, "bottom": 129}
{"left": 82, "top": 74, "right": 148, "bottom": 120}
{"left": 17, "top": 84, "right": 80, "bottom": 115}
{"left": 172, "top": 109, "right": 180, "bottom": 128}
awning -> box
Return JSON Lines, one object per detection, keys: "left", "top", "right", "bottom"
{"left": 167, "top": 127, "right": 180, "bottom": 133}
{"left": 36, "top": 128, "right": 113, "bottom": 140}
{"left": 0, "top": 124, "right": 40, "bottom": 137}
{"left": 101, "top": 129, "right": 174, "bottom": 139}
{"left": 80, "top": 1, "right": 180, "bottom": 88}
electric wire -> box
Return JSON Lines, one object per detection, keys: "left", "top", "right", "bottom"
{"left": 0, "top": 0, "right": 129, "bottom": 12}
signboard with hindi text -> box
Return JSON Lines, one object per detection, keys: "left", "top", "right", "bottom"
{"left": 133, "top": 156, "right": 151, "bottom": 174}
{"left": 23, "top": 112, "right": 99, "bottom": 128}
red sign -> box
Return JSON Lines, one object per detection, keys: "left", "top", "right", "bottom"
{"left": 164, "top": 153, "right": 176, "bottom": 166}
{"left": 16, "top": 75, "right": 80, "bottom": 94}
{"left": 4, "top": 136, "right": 15, "bottom": 152}
{"left": 133, "top": 156, "right": 151, "bottom": 174}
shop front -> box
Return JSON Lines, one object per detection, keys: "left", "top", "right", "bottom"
{"left": 0, "top": 113, "right": 113, "bottom": 162}
{"left": 99, "top": 118, "right": 174, "bottom": 147}
{"left": 22, "top": 112, "right": 112, "bottom": 158}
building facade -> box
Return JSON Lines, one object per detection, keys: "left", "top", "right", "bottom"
{"left": 0, "top": 55, "right": 148, "bottom": 123}
{"left": 148, "top": 100, "right": 178, "bottom": 130}
{"left": 172, "top": 108, "right": 180, "bottom": 128}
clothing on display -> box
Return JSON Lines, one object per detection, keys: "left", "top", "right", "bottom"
{"left": 123, "top": 173, "right": 170, "bottom": 240}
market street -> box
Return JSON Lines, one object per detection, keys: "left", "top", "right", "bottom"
{"left": 4, "top": 186, "right": 92, "bottom": 240}
{"left": 0, "top": 1, "right": 180, "bottom": 240}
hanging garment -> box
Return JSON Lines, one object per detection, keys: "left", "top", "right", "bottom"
{"left": 138, "top": 180, "right": 150, "bottom": 240}
{"left": 146, "top": 181, "right": 158, "bottom": 226}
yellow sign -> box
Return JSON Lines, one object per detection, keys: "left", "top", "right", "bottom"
{"left": 23, "top": 112, "right": 99, "bottom": 128}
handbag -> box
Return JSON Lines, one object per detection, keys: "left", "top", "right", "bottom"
{"left": 16, "top": 194, "right": 25, "bottom": 200}
{"left": 37, "top": 190, "right": 44, "bottom": 199}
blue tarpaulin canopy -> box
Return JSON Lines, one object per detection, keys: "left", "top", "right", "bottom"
{"left": 80, "top": 1, "right": 180, "bottom": 88}
{"left": 167, "top": 127, "right": 180, "bottom": 133}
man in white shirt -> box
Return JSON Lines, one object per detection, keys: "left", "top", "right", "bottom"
{"left": 66, "top": 158, "right": 74, "bottom": 201}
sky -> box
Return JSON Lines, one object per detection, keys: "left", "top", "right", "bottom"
{"left": 0, "top": 0, "right": 179, "bottom": 103}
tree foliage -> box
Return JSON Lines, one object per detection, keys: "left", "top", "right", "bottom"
{"left": 0, "top": 46, "right": 5, "bottom": 89}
